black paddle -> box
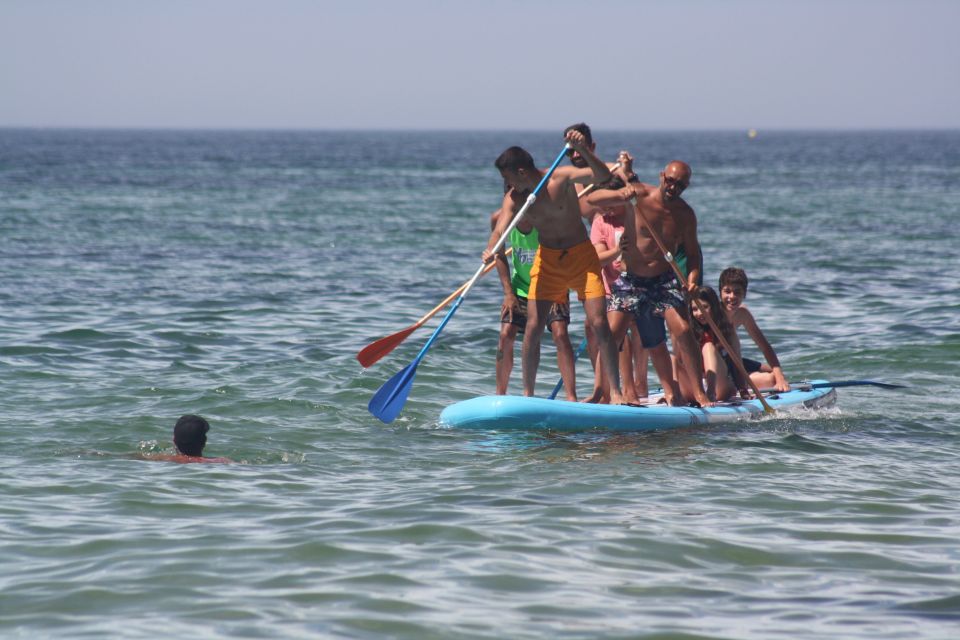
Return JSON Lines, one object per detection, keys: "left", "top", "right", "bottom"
{"left": 759, "top": 379, "right": 907, "bottom": 394}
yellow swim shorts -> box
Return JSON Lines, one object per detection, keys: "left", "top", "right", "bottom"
{"left": 528, "top": 240, "right": 605, "bottom": 303}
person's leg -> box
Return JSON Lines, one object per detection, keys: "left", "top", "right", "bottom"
{"left": 582, "top": 318, "right": 606, "bottom": 403}
{"left": 675, "top": 347, "right": 695, "bottom": 402}
{"left": 700, "top": 342, "right": 721, "bottom": 402}
{"left": 749, "top": 370, "right": 778, "bottom": 389}
{"left": 619, "top": 324, "right": 639, "bottom": 404}
{"left": 548, "top": 309, "right": 576, "bottom": 401}
{"left": 711, "top": 347, "right": 738, "bottom": 401}
{"left": 584, "top": 316, "right": 598, "bottom": 370}
{"left": 665, "top": 307, "right": 712, "bottom": 407}
{"left": 521, "top": 299, "right": 550, "bottom": 397}
{"left": 583, "top": 296, "right": 623, "bottom": 404}
{"left": 634, "top": 307, "right": 681, "bottom": 406}
{"left": 496, "top": 322, "right": 520, "bottom": 395}
{"left": 629, "top": 319, "right": 649, "bottom": 398}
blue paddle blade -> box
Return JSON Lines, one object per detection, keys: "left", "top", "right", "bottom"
{"left": 369, "top": 361, "right": 419, "bottom": 423}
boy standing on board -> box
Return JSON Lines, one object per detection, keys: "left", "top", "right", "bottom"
{"left": 482, "top": 130, "right": 624, "bottom": 405}
{"left": 718, "top": 267, "right": 790, "bottom": 392}
{"left": 586, "top": 174, "right": 649, "bottom": 404}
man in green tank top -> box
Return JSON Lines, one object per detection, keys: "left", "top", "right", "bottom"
{"left": 490, "top": 204, "right": 571, "bottom": 396}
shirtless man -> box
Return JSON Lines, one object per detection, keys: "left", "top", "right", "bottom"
{"left": 586, "top": 155, "right": 711, "bottom": 407}
{"left": 482, "top": 130, "right": 624, "bottom": 404}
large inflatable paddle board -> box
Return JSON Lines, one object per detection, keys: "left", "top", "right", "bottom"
{"left": 440, "top": 381, "right": 836, "bottom": 432}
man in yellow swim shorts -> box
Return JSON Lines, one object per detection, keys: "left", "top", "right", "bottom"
{"left": 483, "top": 129, "right": 624, "bottom": 405}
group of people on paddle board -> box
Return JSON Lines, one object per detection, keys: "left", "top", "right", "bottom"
{"left": 483, "top": 123, "right": 788, "bottom": 407}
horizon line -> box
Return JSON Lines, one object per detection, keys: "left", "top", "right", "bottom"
{"left": 2, "top": 125, "right": 959, "bottom": 133}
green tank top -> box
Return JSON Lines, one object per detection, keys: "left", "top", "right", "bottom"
{"left": 509, "top": 227, "right": 539, "bottom": 298}
{"left": 674, "top": 244, "right": 704, "bottom": 286}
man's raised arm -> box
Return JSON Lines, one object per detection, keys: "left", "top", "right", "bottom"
{"left": 563, "top": 129, "right": 611, "bottom": 185}
{"left": 585, "top": 182, "right": 645, "bottom": 209}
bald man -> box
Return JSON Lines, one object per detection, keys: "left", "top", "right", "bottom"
{"left": 586, "top": 156, "right": 711, "bottom": 407}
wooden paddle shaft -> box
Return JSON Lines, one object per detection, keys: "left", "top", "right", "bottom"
{"left": 415, "top": 249, "right": 511, "bottom": 329}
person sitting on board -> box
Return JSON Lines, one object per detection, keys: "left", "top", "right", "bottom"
{"left": 144, "top": 414, "right": 232, "bottom": 464}
{"left": 718, "top": 267, "right": 790, "bottom": 392}
{"left": 490, "top": 198, "right": 572, "bottom": 397}
{"left": 584, "top": 171, "right": 649, "bottom": 405}
{"left": 482, "top": 129, "right": 625, "bottom": 405}
{"left": 683, "top": 286, "right": 750, "bottom": 402}
{"left": 585, "top": 156, "right": 712, "bottom": 407}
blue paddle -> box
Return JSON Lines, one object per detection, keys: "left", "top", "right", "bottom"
{"left": 369, "top": 144, "right": 572, "bottom": 423}
{"left": 547, "top": 336, "right": 589, "bottom": 400}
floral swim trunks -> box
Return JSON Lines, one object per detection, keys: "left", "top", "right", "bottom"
{"left": 607, "top": 271, "right": 686, "bottom": 348}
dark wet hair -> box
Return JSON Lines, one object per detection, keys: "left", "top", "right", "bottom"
{"left": 718, "top": 267, "right": 749, "bottom": 293}
{"left": 690, "top": 286, "right": 736, "bottom": 345}
{"left": 563, "top": 122, "right": 593, "bottom": 146}
{"left": 495, "top": 146, "right": 536, "bottom": 173}
{"left": 598, "top": 175, "right": 625, "bottom": 191}
{"left": 173, "top": 414, "right": 209, "bottom": 457}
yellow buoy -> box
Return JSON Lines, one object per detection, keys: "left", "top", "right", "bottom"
{"left": 747, "top": 129, "right": 758, "bottom": 139}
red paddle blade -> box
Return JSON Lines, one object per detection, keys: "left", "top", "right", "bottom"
{"left": 356, "top": 324, "right": 418, "bottom": 368}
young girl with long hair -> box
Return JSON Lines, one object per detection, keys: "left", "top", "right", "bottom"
{"left": 683, "top": 286, "right": 749, "bottom": 402}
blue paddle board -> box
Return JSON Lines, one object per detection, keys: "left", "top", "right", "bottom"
{"left": 440, "top": 381, "right": 836, "bottom": 432}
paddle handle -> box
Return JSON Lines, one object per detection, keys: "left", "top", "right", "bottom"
{"left": 628, "top": 197, "right": 774, "bottom": 412}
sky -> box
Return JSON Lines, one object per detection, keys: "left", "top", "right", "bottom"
{"left": 1, "top": 0, "right": 958, "bottom": 130}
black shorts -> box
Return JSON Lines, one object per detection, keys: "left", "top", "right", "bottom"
{"left": 743, "top": 357, "right": 763, "bottom": 374}
{"left": 501, "top": 296, "right": 570, "bottom": 334}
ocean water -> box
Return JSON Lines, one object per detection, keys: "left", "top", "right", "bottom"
{"left": 1, "top": 129, "right": 958, "bottom": 639}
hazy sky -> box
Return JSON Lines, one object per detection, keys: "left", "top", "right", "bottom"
{"left": 1, "top": 0, "right": 957, "bottom": 130}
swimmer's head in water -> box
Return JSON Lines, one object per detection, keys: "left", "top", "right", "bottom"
{"left": 173, "top": 414, "right": 209, "bottom": 457}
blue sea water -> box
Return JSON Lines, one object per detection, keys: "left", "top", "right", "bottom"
{"left": 1, "top": 128, "right": 958, "bottom": 639}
